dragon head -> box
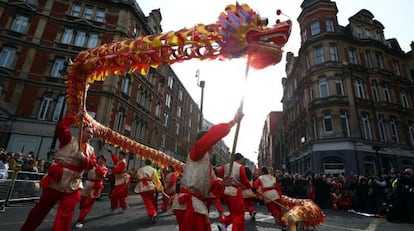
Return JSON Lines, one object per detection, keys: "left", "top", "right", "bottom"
{"left": 217, "top": 3, "right": 292, "bottom": 69}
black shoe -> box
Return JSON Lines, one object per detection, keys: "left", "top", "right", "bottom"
{"left": 217, "top": 223, "right": 227, "bottom": 231}
{"left": 250, "top": 211, "right": 257, "bottom": 221}
{"left": 151, "top": 214, "right": 158, "bottom": 224}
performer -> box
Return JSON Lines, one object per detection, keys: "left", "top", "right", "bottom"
{"left": 172, "top": 108, "right": 243, "bottom": 231}
{"left": 242, "top": 166, "right": 257, "bottom": 221}
{"left": 75, "top": 155, "right": 108, "bottom": 228}
{"left": 109, "top": 150, "right": 131, "bottom": 213}
{"left": 253, "top": 166, "right": 287, "bottom": 230}
{"left": 160, "top": 165, "right": 177, "bottom": 213}
{"left": 134, "top": 159, "right": 163, "bottom": 223}
{"left": 216, "top": 153, "right": 252, "bottom": 231}
{"left": 205, "top": 167, "right": 224, "bottom": 216}
{"left": 20, "top": 111, "right": 96, "bottom": 231}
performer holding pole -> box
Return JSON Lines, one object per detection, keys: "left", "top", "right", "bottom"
{"left": 172, "top": 108, "right": 243, "bottom": 231}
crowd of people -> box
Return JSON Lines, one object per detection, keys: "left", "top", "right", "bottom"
{"left": 1, "top": 108, "right": 414, "bottom": 231}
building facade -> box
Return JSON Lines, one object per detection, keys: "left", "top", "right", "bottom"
{"left": 275, "top": 0, "right": 414, "bottom": 176}
{"left": 0, "top": 0, "right": 201, "bottom": 168}
{"left": 258, "top": 111, "right": 283, "bottom": 170}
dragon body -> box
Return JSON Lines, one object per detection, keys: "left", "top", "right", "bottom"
{"left": 64, "top": 3, "right": 323, "bottom": 228}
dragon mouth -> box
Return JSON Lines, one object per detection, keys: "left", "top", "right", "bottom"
{"left": 246, "top": 20, "right": 292, "bottom": 69}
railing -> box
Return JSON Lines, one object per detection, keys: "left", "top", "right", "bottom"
{"left": 0, "top": 170, "right": 138, "bottom": 212}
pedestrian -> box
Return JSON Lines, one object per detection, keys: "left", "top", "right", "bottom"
{"left": 134, "top": 159, "right": 163, "bottom": 223}
{"left": 253, "top": 166, "right": 287, "bottom": 230}
{"left": 108, "top": 150, "right": 131, "bottom": 213}
{"left": 20, "top": 110, "right": 97, "bottom": 231}
{"left": 75, "top": 155, "right": 108, "bottom": 229}
{"left": 216, "top": 153, "right": 252, "bottom": 231}
{"left": 160, "top": 165, "right": 177, "bottom": 213}
{"left": 172, "top": 108, "right": 243, "bottom": 231}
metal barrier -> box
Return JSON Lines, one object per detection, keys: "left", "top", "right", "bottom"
{"left": 0, "top": 171, "right": 138, "bottom": 212}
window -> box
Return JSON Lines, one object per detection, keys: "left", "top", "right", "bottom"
{"left": 335, "top": 77, "right": 344, "bottom": 96}
{"left": 362, "top": 113, "right": 372, "bottom": 140}
{"left": 168, "top": 75, "right": 174, "bottom": 89}
{"left": 86, "top": 33, "right": 98, "bottom": 48}
{"left": 375, "top": 52, "right": 384, "bottom": 69}
{"left": 189, "top": 104, "right": 193, "bottom": 113}
{"left": 319, "top": 77, "right": 329, "bottom": 97}
{"left": 383, "top": 83, "right": 391, "bottom": 102}
{"left": 84, "top": 6, "right": 93, "bottom": 20}
{"left": 132, "top": 25, "right": 140, "bottom": 38}
{"left": 322, "top": 111, "right": 333, "bottom": 133}
{"left": 71, "top": 3, "right": 81, "bottom": 17}
{"left": 365, "top": 50, "right": 373, "bottom": 68}
{"left": 188, "top": 117, "right": 192, "bottom": 127}
{"left": 390, "top": 117, "right": 399, "bottom": 144}
{"left": 371, "top": 81, "right": 379, "bottom": 101}
{"left": 95, "top": 8, "right": 105, "bottom": 22}
{"left": 50, "top": 58, "right": 65, "bottom": 78}
{"left": 61, "top": 28, "right": 74, "bottom": 44}
{"left": 0, "top": 46, "right": 17, "bottom": 68}
{"left": 121, "top": 75, "right": 130, "bottom": 94}
{"left": 38, "top": 94, "right": 53, "bottom": 120}
{"left": 356, "top": 26, "right": 362, "bottom": 39}
{"left": 178, "top": 90, "right": 183, "bottom": 101}
{"left": 132, "top": 118, "right": 140, "bottom": 139}
{"left": 165, "top": 94, "right": 171, "bottom": 108}
{"left": 348, "top": 48, "right": 357, "bottom": 64}
{"left": 176, "top": 123, "right": 180, "bottom": 135}
{"left": 161, "top": 133, "right": 166, "bottom": 148}
{"left": 11, "top": 15, "right": 29, "bottom": 33}
{"left": 340, "top": 110, "right": 350, "bottom": 137}
{"left": 177, "top": 106, "right": 182, "bottom": 118}
{"left": 163, "top": 113, "right": 169, "bottom": 127}
{"left": 329, "top": 44, "right": 338, "bottom": 61}
{"left": 378, "top": 115, "right": 387, "bottom": 142}
{"left": 326, "top": 18, "right": 334, "bottom": 32}
{"left": 151, "top": 128, "right": 158, "bottom": 146}
{"left": 74, "top": 31, "right": 86, "bottom": 47}
{"left": 52, "top": 95, "right": 66, "bottom": 121}
{"left": 365, "top": 29, "right": 372, "bottom": 39}
{"left": 301, "top": 29, "right": 307, "bottom": 41}
{"left": 155, "top": 102, "right": 161, "bottom": 117}
{"left": 392, "top": 60, "right": 401, "bottom": 76}
{"left": 409, "top": 122, "right": 414, "bottom": 145}
{"left": 312, "top": 115, "right": 318, "bottom": 139}
{"left": 114, "top": 108, "right": 124, "bottom": 132}
{"left": 401, "top": 90, "right": 409, "bottom": 108}
{"left": 25, "top": 0, "right": 36, "bottom": 5}
{"left": 355, "top": 79, "right": 365, "bottom": 98}
{"left": 310, "top": 20, "right": 320, "bottom": 36}
{"left": 314, "top": 46, "right": 324, "bottom": 64}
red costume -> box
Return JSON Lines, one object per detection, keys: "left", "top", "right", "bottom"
{"left": 172, "top": 120, "right": 236, "bottom": 231}
{"left": 134, "top": 161, "right": 163, "bottom": 222}
{"left": 110, "top": 152, "right": 130, "bottom": 212}
{"left": 254, "top": 172, "right": 285, "bottom": 227}
{"left": 216, "top": 157, "right": 252, "bottom": 231}
{"left": 205, "top": 170, "right": 224, "bottom": 215}
{"left": 161, "top": 168, "right": 177, "bottom": 212}
{"left": 75, "top": 156, "right": 108, "bottom": 228}
{"left": 20, "top": 115, "right": 96, "bottom": 231}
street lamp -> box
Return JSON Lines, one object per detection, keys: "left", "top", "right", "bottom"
{"left": 195, "top": 69, "right": 205, "bottom": 130}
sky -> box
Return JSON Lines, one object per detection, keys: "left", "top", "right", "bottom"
{"left": 138, "top": 0, "right": 414, "bottom": 164}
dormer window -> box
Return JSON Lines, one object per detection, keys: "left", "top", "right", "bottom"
{"left": 326, "top": 18, "right": 334, "bottom": 32}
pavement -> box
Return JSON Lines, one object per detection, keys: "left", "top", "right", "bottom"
{"left": 2, "top": 194, "right": 414, "bottom": 231}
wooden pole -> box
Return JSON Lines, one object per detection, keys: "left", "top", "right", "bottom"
{"left": 78, "top": 83, "right": 88, "bottom": 152}
{"left": 227, "top": 56, "right": 251, "bottom": 177}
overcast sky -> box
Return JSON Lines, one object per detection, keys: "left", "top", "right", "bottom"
{"left": 138, "top": 0, "right": 414, "bottom": 164}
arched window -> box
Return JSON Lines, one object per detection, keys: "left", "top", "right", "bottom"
{"left": 52, "top": 95, "right": 66, "bottom": 121}
{"left": 38, "top": 94, "right": 53, "bottom": 120}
